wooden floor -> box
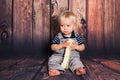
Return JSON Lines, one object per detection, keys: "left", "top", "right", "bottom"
{"left": 0, "top": 55, "right": 120, "bottom": 80}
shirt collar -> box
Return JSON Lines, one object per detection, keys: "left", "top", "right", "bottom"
{"left": 62, "top": 31, "right": 75, "bottom": 38}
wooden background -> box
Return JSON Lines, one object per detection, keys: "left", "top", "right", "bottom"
{"left": 0, "top": 0, "right": 120, "bottom": 57}
{"left": 87, "top": 0, "right": 120, "bottom": 54}
{"left": 0, "top": 0, "right": 50, "bottom": 56}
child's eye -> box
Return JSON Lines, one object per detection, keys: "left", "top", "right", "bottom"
{"left": 60, "top": 25, "right": 63, "bottom": 27}
{"left": 67, "top": 25, "right": 70, "bottom": 27}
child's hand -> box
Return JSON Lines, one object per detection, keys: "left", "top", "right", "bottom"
{"left": 71, "top": 42, "right": 78, "bottom": 50}
{"left": 61, "top": 40, "right": 71, "bottom": 48}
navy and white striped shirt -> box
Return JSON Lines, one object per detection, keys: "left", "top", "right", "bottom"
{"left": 51, "top": 31, "right": 84, "bottom": 45}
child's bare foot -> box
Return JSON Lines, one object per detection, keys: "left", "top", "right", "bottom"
{"left": 49, "top": 69, "right": 60, "bottom": 76}
{"left": 76, "top": 67, "right": 86, "bottom": 75}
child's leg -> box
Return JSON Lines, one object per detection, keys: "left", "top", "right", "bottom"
{"left": 48, "top": 54, "right": 65, "bottom": 76}
{"left": 69, "top": 52, "right": 86, "bottom": 75}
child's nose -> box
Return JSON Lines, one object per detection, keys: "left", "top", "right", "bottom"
{"left": 64, "top": 26, "right": 67, "bottom": 29}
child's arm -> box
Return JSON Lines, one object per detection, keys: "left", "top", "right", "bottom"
{"left": 71, "top": 43, "right": 85, "bottom": 51}
{"left": 51, "top": 44, "right": 62, "bottom": 51}
{"left": 51, "top": 41, "right": 70, "bottom": 51}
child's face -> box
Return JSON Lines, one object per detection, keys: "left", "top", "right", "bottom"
{"left": 59, "top": 18, "right": 74, "bottom": 36}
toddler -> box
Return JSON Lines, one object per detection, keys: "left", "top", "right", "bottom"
{"left": 48, "top": 11, "right": 86, "bottom": 76}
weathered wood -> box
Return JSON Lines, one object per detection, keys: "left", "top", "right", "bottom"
{"left": 57, "top": 0, "right": 68, "bottom": 12}
{"left": 87, "top": 0, "right": 104, "bottom": 52}
{"left": 89, "top": 57, "right": 120, "bottom": 74}
{"left": 0, "top": 58, "right": 24, "bottom": 71}
{"left": 69, "top": 0, "right": 86, "bottom": 20}
{"left": 13, "top": 0, "right": 33, "bottom": 54}
{"left": 0, "top": 57, "right": 45, "bottom": 80}
{"left": 83, "top": 59, "right": 120, "bottom": 80}
{"left": 69, "top": 0, "right": 86, "bottom": 35}
{"left": 114, "top": 0, "right": 120, "bottom": 51}
{"left": 87, "top": 0, "right": 120, "bottom": 53}
{"left": 50, "top": 0, "right": 68, "bottom": 40}
{"left": 0, "top": 0, "right": 12, "bottom": 55}
{"left": 33, "top": 0, "right": 50, "bottom": 54}
{"left": 1, "top": 57, "right": 120, "bottom": 80}
{"left": 104, "top": 0, "right": 116, "bottom": 53}
{"left": 101, "top": 61, "right": 120, "bottom": 74}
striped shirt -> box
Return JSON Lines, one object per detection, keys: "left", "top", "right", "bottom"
{"left": 51, "top": 31, "right": 84, "bottom": 45}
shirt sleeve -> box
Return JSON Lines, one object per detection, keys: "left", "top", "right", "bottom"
{"left": 51, "top": 34, "right": 60, "bottom": 44}
{"left": 76, "top": 34, "right": 84, "bottom": 45}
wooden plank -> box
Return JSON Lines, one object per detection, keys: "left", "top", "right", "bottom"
{"left": 88, "top": 56, "right": 120, "bottom": 74}
{"left": 12, "top": 57, "right": 45, "bottom": 69}
{"left": 0, "top": 58, "right": 24, "bottom": 71}
{"left": 87, "top": 0, "right": 120, "bottom": 53}
{"left": 0, "top": 57, "right": 45, "bottom": 80}
{"left": 101, "top": 61, "right": 120, "bottom": 74}
{"left": 114, "top": 0, "right": 120, "bottom": 52}
{"left": 87, "top": 0, "right": 104, "bottom": 52}
{"left": 57, "top": 0, "right": 68, "bottom": 11}
{"left": 88, "top": 55, "right": 120, "bottom": 62}
{"left": 104, "top": 0, "right": 116, "bottom": 53}
{"left": 50, "top": 0, "right": 68, "bottom": 39}
{"left": 69, "top": 0, "right": 86, "bottom": 19}
{"left": 13, "top": 0, "right": 32, "bottom": 54}
{"left": 33, "top": 0, "right": 50, "bottom": 54}
{"left": 0, "top": 0, "right": 12, "bottom": 55}
{"left": 83, "top": 59, "right": 120, "bottom": 80}
{"left": 69, "top": 0, "right": 86, "bottom": 39}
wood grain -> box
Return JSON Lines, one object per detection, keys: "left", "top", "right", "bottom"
{"left": 0, "top": 57, "right": 45, "bottom": 80}
{"left": 87, "top": 0, "right": 120, "bottom": 53}
{"left": 33, "top": 0, "right": 50, "bottom": 54}
{"left": 1, "top": 57, "right": 120, "bottom": 80}
{"left": 0, "top": 0, "right": 120, "bottom": 55}
{"left": 50, "top": 0, "right": 68, "bottom": 40}
{"left": 0, "top": 0, "right": 12, "bottom": 55}
{"left": 87, "top": 0, "right": 104, "bottom": 52}
{"left": 69, "top": 0, "right": 86, "bottom": 39}
{"left": 83, "top": 59, "right": 120, "bottom": 80}
{"left": 13, "top": 0, "right": 32, "bottom": 54}
{"left": 114, "top": 0, "right": 120, "bottom": 51}
{"left": 104, "top": 0, "right": 116, "bottom": 53}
